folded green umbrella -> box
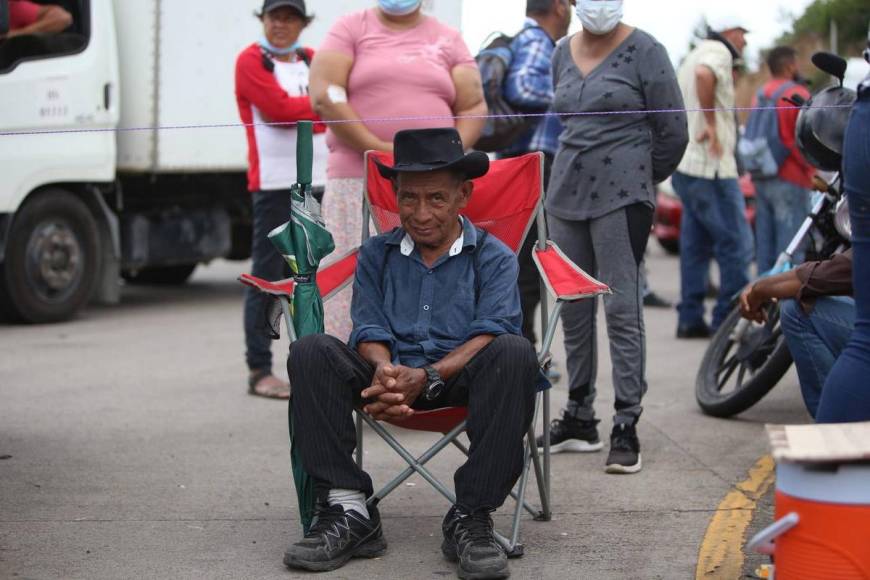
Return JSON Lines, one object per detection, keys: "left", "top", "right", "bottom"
{"left": 268, "top": 121, "right": 335, "bottom": 532}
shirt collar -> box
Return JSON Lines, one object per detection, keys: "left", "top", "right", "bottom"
{"left": 388, "top": 216, "right": 478, "bottom": 258}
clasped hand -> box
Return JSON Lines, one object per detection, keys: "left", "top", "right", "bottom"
{"left": 361, "top": 363, "right": 427, "bottom": 421}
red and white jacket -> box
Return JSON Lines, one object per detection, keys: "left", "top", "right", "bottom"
{"left": 235, "top": 43, "right": 328, "bottom": 192}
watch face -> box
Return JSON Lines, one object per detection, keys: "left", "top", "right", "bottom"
{"left": 426, "top": 380, "right": 445, "bottom": 401}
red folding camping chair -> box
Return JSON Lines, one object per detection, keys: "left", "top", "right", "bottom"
{"left": 239, "top": 151, "right": 610, "bottom": 556}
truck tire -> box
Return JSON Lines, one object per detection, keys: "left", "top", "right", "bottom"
{"left": 0, "top": 189, "right": 101, "bottom": 323}
{"left": 122, "top": 264, "right": 197, "bottom": 285}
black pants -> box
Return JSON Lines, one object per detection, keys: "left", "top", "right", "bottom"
{"left": 244, "top": 190, "right": 292, "bottom": 371}
{"left": 287, "top": 334, "right": 538, "bottom": 511}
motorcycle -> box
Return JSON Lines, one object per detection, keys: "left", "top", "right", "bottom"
{"left": 695, "top": 52, "right": 856, "bottom": 418}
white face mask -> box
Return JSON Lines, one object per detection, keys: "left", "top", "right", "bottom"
{"left": 576, "top": 0, "right": 623, "bottom": 36}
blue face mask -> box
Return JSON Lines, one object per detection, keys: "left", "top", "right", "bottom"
{"left": 378, "top": 0, "right": 422, "bottom": 16}
{"left": 259, "top": 36, "right": 301, "bottom": 56}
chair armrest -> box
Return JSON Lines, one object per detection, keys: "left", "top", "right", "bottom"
{"left": 238, "top": 274, "right": 296, "bottom": 298}
{"left": 317, "top": 248, "right": 359, "bottom": 302}
{"left": 532, "top": 241, "right": 611, "bottom": 302}
{"left": 238, "top": 247, "right": 358, "bottom": 301}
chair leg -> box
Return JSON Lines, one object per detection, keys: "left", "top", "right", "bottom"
{"left": 528, "top": 423, "right": 551, "bottom": 521}
{"left": 450, "top": 438, "right": 540, "bottom": 519}
{"left": 362, "top": 414, "right": 463, "bottom": 506}
{"left": 543, "top": 388, "right": 551, "bottom": 511}
{"left": 354, "top": 412, "right": 364, "bottom": 469}
{"left": 507, "top": 429, "right": 534, "bottom": 552}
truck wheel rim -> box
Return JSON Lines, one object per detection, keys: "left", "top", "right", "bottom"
{"left": 25, "top": 220, "right": 84, "bottom": 303}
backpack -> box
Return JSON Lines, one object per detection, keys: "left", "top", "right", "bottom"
{"left": 474, "top": 28, "right": 544, "bottom": 153}
{"left": 737, "top": 82, "right": 796, "bottom": 179}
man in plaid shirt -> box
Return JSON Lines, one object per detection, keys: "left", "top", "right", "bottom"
{"left": 500, "top": 0, "right": 573, "bottom": 347}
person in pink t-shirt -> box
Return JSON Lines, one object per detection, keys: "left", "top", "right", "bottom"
{"left": 3, "top": 0, "right": 71, "bottom": 38}
{"left": 309, "top": 1, "right": 486, "bottom": 341}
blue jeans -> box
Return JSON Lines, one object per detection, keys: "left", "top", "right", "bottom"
{"left": 754, "top": 179, "right": 811, "bottom": 272}
{"left": 243, "top": 189, "right": 291, "bottom": 372}
{"left": 780, "top": 297, "right": 855, "bottom": 418}
{"left": 817, "top": 90, "right": 870, "bottom": 423}
{"left": 672, "top": 172, "right": 753, "bottom": 329}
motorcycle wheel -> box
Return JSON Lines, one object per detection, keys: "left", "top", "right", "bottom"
{"left": 696, "top": 306, "right": 793, "bottom": 418}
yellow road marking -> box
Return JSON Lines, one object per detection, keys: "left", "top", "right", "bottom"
{"left": 695, "top": 455, "right": 776, "bottom": 579}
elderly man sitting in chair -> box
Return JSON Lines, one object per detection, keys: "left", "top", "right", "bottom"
{"left": 284, "top": 128, "right": 538, "bottom": 579}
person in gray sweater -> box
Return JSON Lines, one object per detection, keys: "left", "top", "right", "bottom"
{"left": 536, "top": 0, "right": 688, "bottom": 474}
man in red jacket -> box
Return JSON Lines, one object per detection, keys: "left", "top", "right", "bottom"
{"left": 753, "top": 46, "right": 816, "bottom": 272}
{"left": 236, "top": 0, "right": 327, "bottom": 399}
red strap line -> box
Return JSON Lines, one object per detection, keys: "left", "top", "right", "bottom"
{"left": 0, "top": 104, "right": 851, "bottom": 138}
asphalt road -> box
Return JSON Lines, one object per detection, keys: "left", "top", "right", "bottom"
{"left": 0, "top": 243, "right": 810, "bottom": 579}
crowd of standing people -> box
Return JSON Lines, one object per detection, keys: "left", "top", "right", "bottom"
{"left": 234, "top": 0, "right": 870, "bottom": 575}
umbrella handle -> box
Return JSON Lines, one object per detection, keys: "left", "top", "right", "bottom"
{"left": 297, "top": 121, "right": 313, "bottom": 186}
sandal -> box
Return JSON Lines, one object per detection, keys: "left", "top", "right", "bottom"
{"left": 248, "top": 370, "right": 291, "bottom": 400}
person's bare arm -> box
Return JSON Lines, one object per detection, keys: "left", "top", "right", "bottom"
{"left": 451, "top": 65, "right": 487, "bottom": 150}
{"left": 432, "top": 334, "right": 495, "bottom": 381}
{"left": 694, "top": 65, "right": 722, "bottom": 158}
{"left": 357, "top": 341, "right": 392, "bottom": 370}
{"left": 308, "top": 50, "right": 393, "bottom": 153}
{"left": 7, "top": 5, "right": 72, "bottom": 38}
{"left": 739, "top": 271, "right": 802, "bottom": 323}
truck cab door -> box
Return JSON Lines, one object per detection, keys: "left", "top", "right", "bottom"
{"left": 0, "top": 0, "right": 120, "bottom": 215}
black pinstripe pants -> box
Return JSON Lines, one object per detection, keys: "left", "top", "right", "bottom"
{"left": 287, "top": 333, "right": 538, "bottom": 512}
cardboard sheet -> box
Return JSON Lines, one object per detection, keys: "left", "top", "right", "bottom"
{"left": 766, "top": 422, "right": 870, "bottom": 463}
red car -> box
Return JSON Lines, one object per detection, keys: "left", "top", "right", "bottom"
{"left": 653, "top": 174, "right": 757, "bottom": 255}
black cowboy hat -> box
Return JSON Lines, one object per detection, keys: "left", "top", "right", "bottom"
{"left": 374, "top": 128, "right": 490, "bottom": 181}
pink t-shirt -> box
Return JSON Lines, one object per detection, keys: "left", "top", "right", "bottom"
{"left": 320, "top": 9, "right": 477, "bottom": 179}
{"left": 9, "top": 0, "right": 41, "bottom": 30}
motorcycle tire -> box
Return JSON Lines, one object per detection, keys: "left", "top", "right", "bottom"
{"left": 696, "top": 307, "right": 793, "bottom": 418}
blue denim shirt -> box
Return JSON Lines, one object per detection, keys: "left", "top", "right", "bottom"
{"left": 501, "top": 18, "right": 563, "bottom": 157}
{"left": 349, "top": 217, "right": 522, "bottom": 368}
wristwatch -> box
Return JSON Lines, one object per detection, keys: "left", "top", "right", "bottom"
{"left": 422, "top": 365, "right": 445, "bottom": 401}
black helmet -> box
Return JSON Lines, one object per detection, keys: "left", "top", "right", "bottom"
{"left": 796, "top": 84, "right": 856, "bottom": 171}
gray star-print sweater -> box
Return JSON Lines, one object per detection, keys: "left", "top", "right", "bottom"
{"left": 546, "top": 28, "right": 688, "bottom": 222}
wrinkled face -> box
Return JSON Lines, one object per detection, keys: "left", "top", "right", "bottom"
{"left": 396, "top": 170, "right": 472, "bottom": 251}
{"left": 263, "top": 7, "right": 306, "bottom": 49}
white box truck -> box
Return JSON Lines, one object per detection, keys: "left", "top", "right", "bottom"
{"left": 0, "top": 0, "right": 463, "bottom": 323}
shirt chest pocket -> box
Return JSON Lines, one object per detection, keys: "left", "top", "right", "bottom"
{"left": 431, "top": 275, "right": 476, "bottom": 338}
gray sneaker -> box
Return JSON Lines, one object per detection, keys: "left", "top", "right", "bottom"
{"left": 283, "top": 503, "right": 386, "bottom": 572}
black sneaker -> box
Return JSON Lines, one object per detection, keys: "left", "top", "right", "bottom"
{"left": 536, "top": 413, "right": 603, "bottom": 453}
{"left": 283, "top": 503, "right": 387, "bottom": 572}
{"left": 442, "top": 506, "right": 509, "bottom": 580}
{"left": 643, "top": 291, "right": 673, "bottom": 309}
{"left": 605, "top": 423, "right": 642, "bottom": 474}
{"left": 676, "top": 322, "right": 711, "bottom": 339}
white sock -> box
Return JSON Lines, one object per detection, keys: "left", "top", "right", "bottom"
{"left": 327, "top": 489, "right": 369, "bottom": 519}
